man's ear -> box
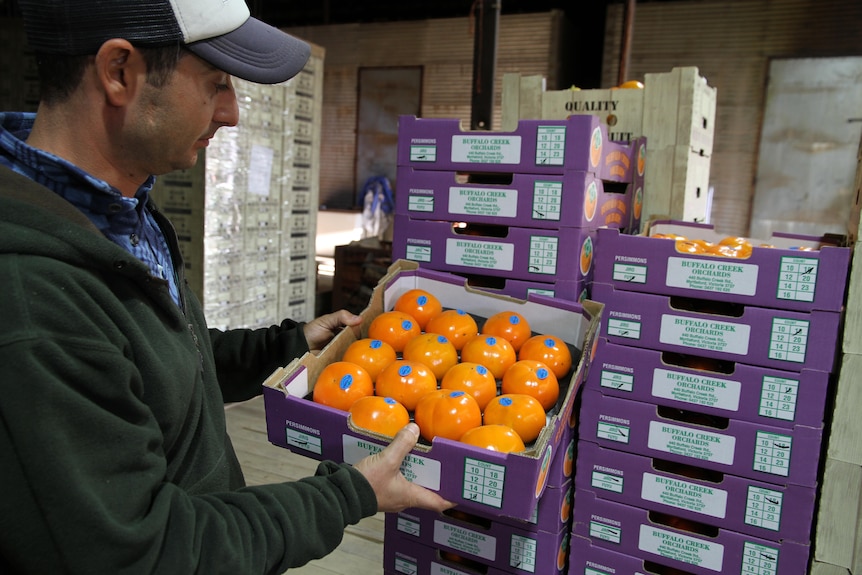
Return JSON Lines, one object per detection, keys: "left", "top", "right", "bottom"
{"left": 94, "top": 39, "right": 143, "bottom": 106}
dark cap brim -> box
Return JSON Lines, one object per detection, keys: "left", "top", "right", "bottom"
{"left": 187, "top": 17, "right": 311, "bottom": 84}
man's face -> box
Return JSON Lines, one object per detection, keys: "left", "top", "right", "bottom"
{"left": 124, "top": 52, "right": 240, "bottom": 175}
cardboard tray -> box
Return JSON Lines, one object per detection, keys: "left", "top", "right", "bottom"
{"left": 594, "top": 222, "right": 851, "bottom": 313}
{"left": 262, "top": 260, "right": 602, "bottom": 521}
{"left": 397, "top": 114, "right": 646, "bottom": 183}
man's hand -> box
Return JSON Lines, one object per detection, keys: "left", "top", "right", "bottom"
{"left": 303, "top": 310, "right": 363, "bottom": 352}
{"left": 354, "top": 423, "right": 454, "bottom": 513}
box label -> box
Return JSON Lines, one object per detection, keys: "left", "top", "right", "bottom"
{"left": 343, "top": 435, "right": 442, "bottom": 490}
{"left": 528, "top": 236, "right": 559, "bottom": 275}
{"left": 744, "top": 485, "right": 784, "bottom": 531}
{"left": 590, "top": 519, "right": 622, "bottom": 543}
{"left": 777, "top": 256, "right": 818, "bottom": 302}
{"left": 532, "top": 180, "right": 563, "bottom": 221}
{"left": 462, "top": 458, "right": 506, "bottom": 508}
{"left": 641, "top": 472, "right": 729, "bottom": 519}
{"left": 613, "top": 262, "right": 648, "bottom": 284}
{"left": 752, "top": 431, "right": 792, "bottom": 477}
{"left": 660, "top": 315, "right": 751, "bottom": 356}
{"left": 446, "top": 238, "right": 515, "bottom": 271}
{"left": 591, "top": 470, "right": 625, "bottom": 493}
{"left": 430, "top": 562, "right": 471, "bottom": 575}
{"left": 509, "top": 534, "right": 538, "bottom": 573}
{"left": 535, "top": 126, "right": 567, "bottom": 166}
{"left": 285, "top": 425, "right": 322, "bottom": 455}
{"left": 742, "top": 541, "right": 780, "bottom": 575}
{"left": 652, "top": 368, "right": 742, "bottom": 411}
{"left": 767, "top": 318, "right": 809, "bottom": 364}
{"left": 759, "top": 376, "right": 799, "bottom": 421}
{"left": 449, "top": 185, "right": 518, "bottom": 218}
{"left": 410, "top": 144, "right": 438, "bottom": 162}
{"left": 434, "top": 520, "right": 496, "bottom": 561}
{"left": 666, "top": 257, "right": 758, "bottom": 296}
{"left": 647, "top": 421, "right": 736, "bottom": 465}
{"left": 406, "top": 243, "right": 432, "bottom": 262}
{"left": 397, "top": 515, "right": 421, "bottom": 537}
{"left": 407, "top": 193, "right": 434, "bottom": 212}
{"left": 639, "top": 525, "right": 725, "bottom": 572}
{"left": 451, "top": 135, "right": 522, "bottom": 165}
{"left": 600, "top": 367, "right": 635, "bottom": 393}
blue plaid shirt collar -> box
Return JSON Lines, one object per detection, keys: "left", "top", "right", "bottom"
{"left": 0, "top": 112, "right": 181, "bottom": 307}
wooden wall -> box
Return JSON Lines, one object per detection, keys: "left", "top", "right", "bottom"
{"left": 601, "top": 0, "right": 862, "bottom": 236}
{"left": 283, "top": 11, "right": 567, "bottom": 209}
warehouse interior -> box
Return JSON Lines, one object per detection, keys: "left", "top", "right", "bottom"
{"left": 2, "top": 0, "right": 862, "bottom": 574}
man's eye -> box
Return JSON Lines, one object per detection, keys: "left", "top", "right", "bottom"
{"left": 215, "top": 83, "right": 230, "bottom": 93}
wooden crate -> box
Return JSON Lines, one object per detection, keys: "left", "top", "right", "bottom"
{"left": 501, "top": 67, "right": 716, "bottom": 226}
{"left": 814, "top": 162, "right": 862, "bottom": 573}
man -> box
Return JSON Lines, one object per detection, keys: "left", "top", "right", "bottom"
{"left": 0, "top": 0, "right": 451, "bottom": 572}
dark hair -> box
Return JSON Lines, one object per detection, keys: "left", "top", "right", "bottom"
{"left": 35, "top": 44, "right": 189, "bottom": 105}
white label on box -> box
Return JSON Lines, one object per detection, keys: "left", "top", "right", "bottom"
{"left": 666, "top": 257, "right": 758, "bottom": 296}
{"left": 248, "top": 144, "right": 274, "bottom": 197}
{"left": 407, "top": 193, "right": 434, "bottom": 212}
{"left": 742, "top": 542, "right": 780, "bottom": 575}
{"left": 462, "top": 458, "right": 506, "bottom": 508}
{"left": 431, "top": 562, "right": 471, "bottom": 575}
{"left": 613, "top": 262, "right": 648, "bottom": 284}
{"left": 406, "top": 243, "right": 432, "bottom": 262}
{"left": 660, "top": 314, "right": 751, "bottom": 356}
{"left": 395, "top": 555, "right": 418, "bottom": 575}
{"left": 759, "top": 376, "right": 799, "bottom": 421}
{"left": 451, "top": 135, "right": 522, "bottom": 165}
{"left": 777, "top": 256, "right": 818, "bottom": 302}
{"left": 532, "top": 180, "right": 563, "bottom": 221}
{"left": 396, "top": 516, "right": 421, "bottom": 537}
{"left": 641, "top": 472, "right": 728, "bottom": 519}
{"left": 446, "top": 238, "right": 515, "bottom": 271}
{"left": 509, "top": 534, "right": 538, "bottom": 573}
{"left": 285, "top": 426, "right": 322, "bottom": 455}
{"left": 434, "top": 520, "right": 496, "bottom": 561}
{"left": 744, "top": 485, "right": 784, "bottom": 531}
{"left": 342, "top": 435, "right": 441, "bottom": 490}
{"left": 648, "top": 421, "right": 736, "bottom": 466}
{"left": 449, "top": 185, "right": 518, "bottom": 218}
{"left": 639, "top": 525, "right": 725, "bottom": 572}
{"left": 410, "top": 145, "right": 437, "bottom": 162}
{"left": 600, "top": 368, "right": 634, "bottom": 393}
{"left": 591, "top": 470, "right": 625, "bottom": 493}
{"left": 590, "top": 520, "right": 622, "bottom": 543}
{"left": 652, "top": 368, "right": 741, "bottom": 411}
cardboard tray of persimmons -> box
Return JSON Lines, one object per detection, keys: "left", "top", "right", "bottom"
{"left": 262, "top": 259, "right": 603, "bottom": 521}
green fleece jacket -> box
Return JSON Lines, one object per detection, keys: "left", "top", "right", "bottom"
{"left": 0, "top": 167, "right": 377, "bottom": 574}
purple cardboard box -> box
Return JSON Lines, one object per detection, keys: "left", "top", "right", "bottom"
{"left": 593, "top": 222, "right": 850, "bottom": 312}
{"left": 575, "top": 440, "right": 818, "bottom": 543}
{"left": 384, "top": 525, "right": 569, "bottom": 575}
{"left": 578, "top": 388, "right": 823, "bottom": 487}
{"left": 572, "top": 490, "right": 811, "bottom": 575}
{"left": 392, "top": 215, "right": 597, "bottom": 283}
{"left": 395, "top": 166, "right": 634, "bottom": 231}
{"left": 396, "top": 114, "right": 647, "bottom": 183}
{"left": 261, "top": 260, "right": 602, "bottom": 521}
{"left": 386, "top": 504, "right": 570, "bottom": 573}
{"left": 587, "top": 337, "right": 831, "bottom": 428}
{"left": 591, "top": 282, "right": 842, "bottom": 374}
{"left": 568, "top": 532, "right": 810, "bottom": 575}
{"left": 452, "top": 272, "right": 590, "bottom": 304}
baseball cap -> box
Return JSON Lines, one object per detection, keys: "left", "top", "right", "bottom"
{"left": 17, "top": 0, "right": 311, "bottom": 84}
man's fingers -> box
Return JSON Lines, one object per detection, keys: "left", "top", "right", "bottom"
{"left": 382, "top": 423, "right": 421, "bottom": 465}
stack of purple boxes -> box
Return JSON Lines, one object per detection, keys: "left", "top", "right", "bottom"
{"left": 392, "top": 114, "right": 646, "bottom": 301}
{"left": 572, "top": 220, "right": 852, "bottom": 574}
{"left": 380, "top": 116, "right": 645, "bottom": 574}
